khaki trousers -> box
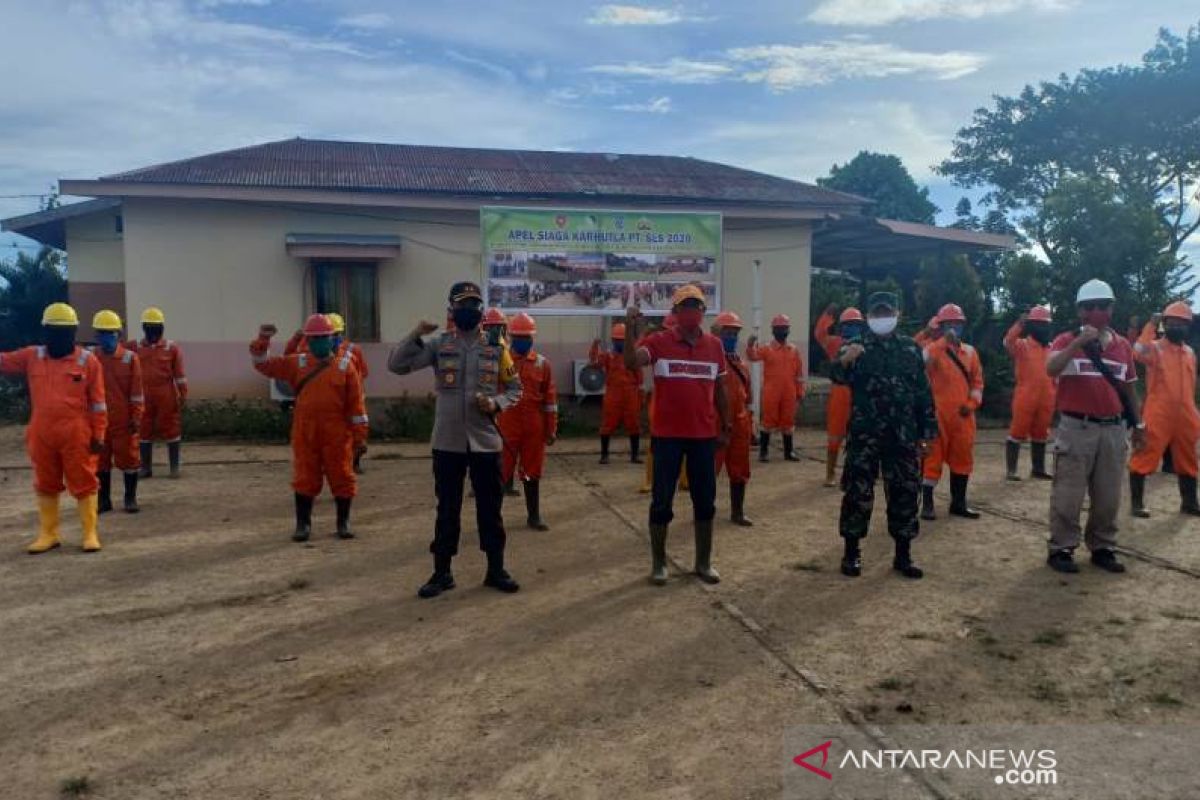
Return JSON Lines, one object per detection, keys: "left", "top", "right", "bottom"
{"left": 1048, "top": 416, "right": 1128, "bottom": 553}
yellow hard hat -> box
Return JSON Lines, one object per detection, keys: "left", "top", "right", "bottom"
{"left": 326, "top": 312, "right": 346, "bottom": 333}
{"left": 92, "top": 309, "right": 123, "bottom": 331}
{"left": 141, "top": 307, "right": 166, "bottom": 325}
{"left": 42, "top": 302, "right": 79, "bottom": 327}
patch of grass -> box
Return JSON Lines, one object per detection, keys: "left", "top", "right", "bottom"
{"left": 875, "top": 677, "right": 907, "bottom": 691}
{"left": 792, "top": 559, "right": 823, "bottom": 573}
{"left": 1161, "top": 609, "right": 1200, "bottom": 622}
{"left": 1032, "top": 629, "right": 1068, "bottom": 647}
{"left": 182, "top": 398, "right": 291, "bottom": 441}
{"left": 1031, "top": 681, "right": 1067, "bottom": 703}
{"left": 288, "top": 578, "right": 311, "bottom": 591}
{"left": 1149, "top": 692, "right": 1184, "bottom": 707}
{"left": 60, "top": 776, "right": 91, "bottom": 797}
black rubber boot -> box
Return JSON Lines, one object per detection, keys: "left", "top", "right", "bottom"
{"left": 167, "top": 441, "right": 182, "bottom": 479}
{"left": 483, "top": 550, "right": 520, "bottom": 593}
{"left": 840, "top": 537, "right": 862, "bottom": 577}
{"left": 1005, "top": 440, "right": 1022, "bottom": 481}
{"left": 1130, "top": 472, "right": 1150, "bottom": 518}
{"left": 783, "top": 434, "right": 800, "bottom": 462}
{"left": 335, "top": 497, "right": 354, "bottom": 538}
{"left": 649, "top": 523, "right": 669, "bottom": 585}
{"left": 921, "top": 484, "right": 937, "bottom": 520}
{"left": 1179, "top": 475, "right": 1200, "bottom": 516}
{"left": 523, "top": 479, "right": 549, "bottom": 531}
{"left": 353, "top": 451, "right": 365, "bottom": 475}
{"left": 599, "top": 435, "right": 611, "bottom": 465}
{"left": 1162, "top": 448, "right": 1175, "bottom": 474}
{"left": 1031, "top": 442, "right": 1053, "bottom": 480}
{"left": 759, "top": 432, "right": 770, "bottom": 463}
{"left": 293, "top": 493, "right": 314, "bottom": 542}
{"left": 503, "top": 477, "right": 520, "bottom": 497}
{"left": 730, "top": 482, "right": 753, "bottom": 527}
{"left": 694, "top": 519, "right": 720, "bottom": 584}
{"left": 123, "top": 471, "right": 140, "bottom": 513}
{"left": 948, "top": 473, "right": 981, "bottom": 518}
{"left": 893, "top": 537, "right": 924, "bottom": 579}
{"left": 97, "top": 471, "right": 113, "bottom": 514}
{"left": 630, "top": 435, "right": 643, "bottom": 464}
{"left": 418, "top": 554, "right": 456, "bottom": 598}
{"left": 139, "top": 442, "right": 153, "bottom": 478}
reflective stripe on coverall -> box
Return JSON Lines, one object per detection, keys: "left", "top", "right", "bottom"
{"left": 499, "top": 351, "right": 558, "bottom": 482}
{"left": 1129, "top": 323, "right": 1200, "bottom": 477}
{"left": 132, "top": 339, "right": 187, "bottom": 442}
{"left": 922, "top": 338, "right": 984, "bottom": 482}
{"left": 746, "top": 339, "right": 804, "bottom": 433}
{"left": 1003, "top": 321, "right": 1055, "bottom": 443}
{"left": 93, "top": 346, "right": 144, "bottom": 472}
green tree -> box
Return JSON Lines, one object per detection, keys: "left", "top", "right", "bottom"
{"left": 0, "top": 246, "right": 68, "bottom": 349}
{"left": 914, "top": 254, "right": 985, "bottom": 329}
{"left": 997, "top": 252, "right": 1050, "bottom": 319}
{"left": 818, "top": 151, "right": 938, "bottom": 224}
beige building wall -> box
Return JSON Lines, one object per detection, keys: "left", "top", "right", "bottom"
{"left": 64, "top": 208, "right": 126, "bottom": 329}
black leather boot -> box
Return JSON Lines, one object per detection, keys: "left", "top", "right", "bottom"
{"left": 1005, "top": 440, "right": 1022, "bottom": 481}
{"left": 694, "top": 519, "right": 720, "bottom": 583}
{"left": 948, "top": 473, "right": 981, "bottom": 518}
{"left": 293, "top": 493, "right": 313, "bottom": 542}
{"left": 893, "top": 537, "right": 924, "bottom": 579}
{"left": 1179, "top": 475, "right": 1200, "bottom": 516}
{"left": 418, "top": 554, "right": 456, "bottom": 598}
{"left": 139, "top": 442, "right": 153, "bottom": 478}
{"left": 730, "top": 482, "right": 753, "bottom": 527}
{"left": 523, "top": 479, "right": 549, "bottom": 530}
{"left": 97, "top": 471, "right": 113, "bottom": 514}
{"left": 335, "top": 497, "right": 354, "bottom": 538}
{"left": 599, "top": 435, "right": 611, "bottom": 464}
{"left": 783, "top": 434, "right": 800, "bottom": 461}
{"left": 630, "top": 435, "right": 643, "bottom": 463}
{"left": 649, "top": 523, "right": 669, "bottom": 585}
{"left": 1031, "top": 441, "right": 1053, "bottom": 480}
{"left": 483, "top": 550, "right": 520, "bottom": 593}
{"left": 1130, "top": 472, "right": 1150, "bottom": 518}
{"left": 123, "top": 471, "right": 140, "bottom": 513}
{"left": 759, "top": 432, "right": 770, "bottom": 463}
{"left": 841, "top": 537, "right": 862, "bottom": 577}
{"left": 921, "top": 484, "right": 937, "bottom": 520}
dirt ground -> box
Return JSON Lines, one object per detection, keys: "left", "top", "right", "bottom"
{"left": 1, "top": 425, "right": 1198, "bottom": 799}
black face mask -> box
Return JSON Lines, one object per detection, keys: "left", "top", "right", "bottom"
{"left": 1166, "top": 327, "right": 1187, "bottom": 344}
{"left": 143, "top": 324, "right": 164, "bottom": 343}
{"left": 1027, "top": 326, "right": 1051, "bottom": 345}
{"left": 452, "top": 307, "right": 483, "bottom": 332}
{"left": 772, "top": 327, "right": 789, "bottom": 343}
{"left": 43, "top": 326, "right": 77, "bottom": 359}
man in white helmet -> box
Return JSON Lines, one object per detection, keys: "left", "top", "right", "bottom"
{"left": 1045, "top": 279, "right": 1146, "bottom": 574}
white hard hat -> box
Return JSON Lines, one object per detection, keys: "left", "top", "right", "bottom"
{"left": 1076, "top": 279, "right": 1115, "bottom": 304}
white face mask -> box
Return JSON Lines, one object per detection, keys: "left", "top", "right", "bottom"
{"left": 868, "top": 316, "right": 898, "bottom": 336}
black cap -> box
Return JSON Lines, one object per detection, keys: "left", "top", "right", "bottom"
{"left": 449, "top": 281, "right": 483, "bottom": 303}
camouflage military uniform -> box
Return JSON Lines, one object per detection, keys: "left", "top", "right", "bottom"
{"left": 831, "top": 330, "right": 938, "bottom": 541}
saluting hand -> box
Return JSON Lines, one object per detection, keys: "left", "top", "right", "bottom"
{"left": 414, "top": 320, "right": 439, "bottom": 337}
{"left": 259, "top": 324, "right": 278, "bottom": 339}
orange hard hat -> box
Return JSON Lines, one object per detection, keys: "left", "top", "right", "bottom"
{"left": 1027, "top": 305, "right": 1052, "bottom": 323}
{"left": 937, "top": 303, "right": 966, "bottom": 323}
{"left": 771, "top": 314, "right": 791, "bottom": 327}
{"left": 1163, "top": 301, "right": 1193, "bottom": 322}
{"left": 715, "top": 311, "right": 743, "bottom": 329}
{"left": 302, "top": 313, "right": 336, "bottom": 336}
{"left": 838, "top": 308, "right": 864, "bottom": 323}
{"left": 483, "top": 307, "right": 507, "bottom": 327}
{"left": 671, "top": 284, "right": 706, "bottom": 306}
{"left": 508, "top": 312, "right": 537, "bottom": 336}
{"left": 611, "top": 323, "right": 627, "bottom": 340}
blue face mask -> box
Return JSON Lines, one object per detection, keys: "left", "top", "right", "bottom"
{"left": 308, "top": 336, "right": 335, "bottom": 359}
{"left": 511, "top": 338, "right": 533, "bottom": 356}
{"left": 841, "top": 324, "right": 864, "bottom": 341}
{"left": 96, "top": 331, "right": 119, "bottom": 354}
{"left": 331, "top": 334, "right": 344, "bottom": 349}
{"left": 721, "top": 333, "right": 739, "bottom": 353}
{"left": 945, "top": 324, "right": 965, "bottom": 338}
{"left": 612, "top": 341, "right": 625, "bottom": 354}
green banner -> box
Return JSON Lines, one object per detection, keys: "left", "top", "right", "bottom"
{"left": 481, "top": 206, "right": 722, "bottom": 316}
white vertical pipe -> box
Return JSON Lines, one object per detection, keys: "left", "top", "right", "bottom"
{"left": 751, "top": 258, "right": 763, "bottom": 432}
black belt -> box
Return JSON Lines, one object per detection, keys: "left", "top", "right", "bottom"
{"left": 1062, "top": 411, "right": 1122, "bottom": 426}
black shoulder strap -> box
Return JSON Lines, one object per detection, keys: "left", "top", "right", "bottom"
{"left": 294, "top": 359, "right": 332, "bottom": 399}
{"left": 944, "top": 346, "right": 973, "bottom": 390}
{"left": 1083, "top": 342, "right": 1138, "bottom": 427}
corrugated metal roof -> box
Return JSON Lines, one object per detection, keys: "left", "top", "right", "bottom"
{"left": 98, "top": 138, "right": 866, "bottom": 209}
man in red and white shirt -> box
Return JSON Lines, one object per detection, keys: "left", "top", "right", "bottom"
{"left": 1045, "top": 278, "right": 1146, "bottom": 575}
{"left": 624, "top": 285, "right": 730, "bottom": 586}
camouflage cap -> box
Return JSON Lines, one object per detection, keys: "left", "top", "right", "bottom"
{"left": 867, "top": 291, "right": 899, "bottom": 312}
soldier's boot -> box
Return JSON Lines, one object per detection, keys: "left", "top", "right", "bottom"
{"left": 167, "top": 441, "right": 182, "bottom": 479}
{"left": 139, "top": 442, "right": 154, "bottom": 479}
{"left": 892, "top": 537, "right": 924, "bottom": 579}
{"left": 335, "top": 497, "right": 355, "bottom": 539}
{"left": 694, "top": 519, "right": 720, "bottom": 584}
{"left": 28, "top": 494, "right": 62, "bottom": 555}
{"left": 783, "top": 434, "right": 801, "bottom": 462}
{"left": 823, "top": 446, "right": 839, "bottom": 487}
{"left": 599, "top": 435, "right": 611, "bottom": 465}
{"left": 418, "top": 554, "right": 456, "bottom": 599}
{"left": 758, "top": 432, "right": 770, "bottom": 463}
{"left": 79, "top": 494, "right": 101, "bottom": 553}
{"left": 630, "top": 435, "right": 643, "bottom": 464}
{"left": 97, "top": 471, "right": 114, "bottom": 514}
{"left": 948, "top": 474, "right": 981, "bottom": 519}
{"left": 503, "top": 477, "right": 520, "bottom": 497}
{"left": 483, "top": 550, "right": 520, "bottom": 593}
{"left": 1130, "top": 472, "right": 1151, "bottom": 518}
{"left": 1162, "top": 448, "right": 1175, "bottom": 475}
{"left": 840, "top": 537, "right": 862, "bottom": 577}
{"left": 730, "top": 482, "right": 753, "bottom": 527}
{"left": 292, "top": 493, "right": 313, "bottom": 542}
{"left": 523, "top": 479, "right": 549, "bottom": 531}
{"left": 649, "top": 523, "right": 669, "bottom": 585}
{"left": 123, "top": 472, "right": 140, "bottom": 513}
{"left": 1178, "top": 475, "right": 1200, "bottom": 516}
{"left": 1005, "top": 440, "right": 1022, "bottom": 482}
{"left": 920, "top": 484, "right": 937, "bottom": 520}
{"left": 1030, "top": 441, "right": 1053, "bottom": 480}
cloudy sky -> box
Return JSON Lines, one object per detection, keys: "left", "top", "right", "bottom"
{"left": 1, "top": 0, "right": 1197, "bottom": 259}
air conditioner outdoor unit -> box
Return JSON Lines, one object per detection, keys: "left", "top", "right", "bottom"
{"left": 573, "top": 359, "right": 606, "bottom": 396}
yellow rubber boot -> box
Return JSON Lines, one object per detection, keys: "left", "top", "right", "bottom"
{"left": 78, "top": 494, "right": 102, "bottom": 552}
{"left": 28, "top": 494, "right": 62, "bottom": 554}
{"left": 640, "top": 449, "right": 653, "bottom": 494}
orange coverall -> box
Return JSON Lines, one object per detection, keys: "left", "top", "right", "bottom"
{"left": 589, "top": 342, "right": 641, "bottom": 435}
{"left": 132, "top": 339, "right": 187, "bottom": 442}
{"left": 500, "top": 351, "right": 558, "bottom": 482}
{"left": 1, "top": 346, "right": 107, "bottom": 497}
{"left": 1130, "top": 323, "right": 1200, "bottom": 477}
{"left": 1003, "top": 321, "right": 1055, "bottom": 443}
{"left": 922, "top": 338, "right": 984, "bottom": 482}
{"left": 747, "top": 339, "right": 804, "bottom": 433}
{"left": 286, "top": 332, "right": 370, "bottom": 379}
{"left": 715, "top": 353, "right": 752, "bottom": 484}
{"left": 94, "top": 346, "right": 145, "bottom": 473}
{"left": 251, "top": 340, "right": 368, "bottom": 498}
{"left": 814, "top": 311, "right": 851, "bottom": 447}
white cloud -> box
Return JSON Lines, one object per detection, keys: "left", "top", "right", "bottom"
{"left": 444, "top": 49, "right": 515, "bottom": 82}
{"left": 336, "top": 12, "right": 393, "bottom": 30}
{"left": 614, "top": 96, "right": 673, "bottom": 113}
{"left": 587, "top": 5, "right": 683, "bottom": 25}
{"left": 588, "top": 57, "right": 733, "bottom": 83}
{"left": 729, "top": 41, "right": 984, "bottom": 90}
{"left": 808, "top": 0, "right": 1074, "bottom": 27}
